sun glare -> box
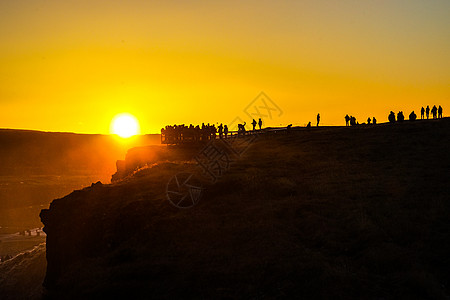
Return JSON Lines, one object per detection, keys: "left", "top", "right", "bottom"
{"left": 110, "top": 113, "right": 140, "bottom": 138}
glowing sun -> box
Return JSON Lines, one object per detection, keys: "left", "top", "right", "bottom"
{"left": 110, "top": 113, "right": 140, "bottom": 138}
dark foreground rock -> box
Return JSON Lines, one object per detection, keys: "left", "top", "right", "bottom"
{"left": 41, "top": 119, "right": 450, "bottom": 299}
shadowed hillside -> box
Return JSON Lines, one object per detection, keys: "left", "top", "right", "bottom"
{"left": 40, "top": 119, "right": 450, "bottom": 299}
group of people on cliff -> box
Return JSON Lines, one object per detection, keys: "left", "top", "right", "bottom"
{"left": 161, "top": 118, "right": 264, "bottom": 144}
{"left": 237, "top": 118, "right": 263, "bottom": 135}
{"left": 345, "top": 105, "right": 444, "bottom": 126}
{"left": 388, "top": 105, "right": 443, "bottom": 123}
{"left": 345, "top": 115, "right": 377, "bottom": 126}
{"left": 420, "top": 105, "right": 443, "bottom": 119}
{"left": 162, "top": 123, "right": 225, "bottom": 144}
{"left": 162, "top": 104, "right": 445, "bottom": 144}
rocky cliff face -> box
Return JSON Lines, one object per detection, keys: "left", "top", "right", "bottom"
{"left": 40, "top": 120, "right": 450, "bottom": 298}
{"left": 111, "top": 144, "right": 202, "bottom": 182}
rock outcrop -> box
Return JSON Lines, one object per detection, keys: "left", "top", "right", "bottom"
{"left": 111, "top": 144, "right": 203, "bottom": 182}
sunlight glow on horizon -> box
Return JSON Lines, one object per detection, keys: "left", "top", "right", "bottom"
{"left": 0, "top": 0, "right": 449, "bottom": 133}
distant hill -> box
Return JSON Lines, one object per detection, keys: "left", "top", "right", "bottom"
{"left": 0, "top": 129, "right": 160, "bottom": 176}
{"left": 37, "top": 118, "right": 450, "bottom": 298}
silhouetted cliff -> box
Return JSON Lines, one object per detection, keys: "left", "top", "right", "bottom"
{"left": 41, "top": 119, "right": 450, "bottom": 298}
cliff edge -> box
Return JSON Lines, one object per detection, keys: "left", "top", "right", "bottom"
{"left": 41, "top": 119, "right": 450, "bottom": 298}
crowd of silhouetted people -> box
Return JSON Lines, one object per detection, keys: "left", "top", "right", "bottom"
{"left": 388, "top": 105, "right": 443, "bottom": 123}
{"left": 344, "top": 114, "right": 377, "bottom": 126}
{"left": 162, "top": 123, "right": 223, "bottom": 144}
{"left": 161, "top": 118, "right": 264, "bottom": 144}
{"left": 161, "top": 105, "right": 444, "bottom": 144}
{"left": 420, "top": 105, "right": 443, "bottom": 120}
{"left": 344, "top": 105, "right": 443, "bottom": 126}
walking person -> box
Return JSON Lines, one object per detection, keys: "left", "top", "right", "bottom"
{"left": 421, "top": 107, "right": 425, "bottom": 119}
{"left": 316, "top": 113, "right": 320, "bottom": 127}
{"left": 426, "top": 105, "right": 430, "bottom": 119}
{"left": 438, "top": 105, "right": 443, "bottom": 118}
{"left": 258, "top": 118, "right": 262, "bottom": 130}
{"left": 251, "top": 119, "right": 257, "bottom": 131}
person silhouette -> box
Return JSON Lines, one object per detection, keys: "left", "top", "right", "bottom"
{"left": 397, "top": 111, "right": 404, "bottom": 122}
{"left": 316, "top": 113, "right": 320, "bottom": 127}
{"left": 409, "top": 111, "right": 417, "bottom": 121}
{"left": 258, "top": 118, "right": 262, "bottom": 130}
{"left": 431, "top": 105, "right": 437, "bottom": 119}
{"left": 373, "top": 117, "right": 377, "bottom": 125}
{"left": 286, "top": 124, "right": 292, "bottom": 133}
{"left": 388, "top": 111, "right": 396, "bottom": 123}
{"left": 218, "top": 123, "right": 223, "bottom": 139}
{"left": 438, "top": 105, "right": 443, "bottom": 118}
{"left": 426, "top": 105, "right": 430, "bottom": 119}
{"left": 252, "top": 119, "right": 257, "bottom": 131}
{"left": 238, "top": 122, "right": 246, "bottom": 136}
{"left": 224, "top": 125, "right": 228, "bottom": 138}
{"left": 345, "top": 114, "right": 350, "bottom": 126}
{"left": 421, "top": 107, "right": 425, "bottom": 119}
{"left": 211, "top": 124, "right": 217, "bottom": 139}
{"left": 367, "top": 117, "right": 371, "bottom": 125}
{"left": 306, "top": 122, "right": 311, "bottom": 128}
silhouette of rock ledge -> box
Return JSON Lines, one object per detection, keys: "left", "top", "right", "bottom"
{"left": 111, "top": 144, "right": 203, "bottom": 182}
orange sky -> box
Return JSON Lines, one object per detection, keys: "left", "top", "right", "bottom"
{"left": 1, "top": 0, "right": 449, "bottom": 133}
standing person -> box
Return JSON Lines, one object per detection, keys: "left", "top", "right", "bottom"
{"left": 316, "top": 113, "right": 320, "bottom": 127}
{"left": 421, "top": 107, "right": 425, "bottom": 119}
{"left": 431, "top": 105, "right": 437, "bottom": 119}
{"left": 367, "top": 117, "right": 371, "bottom": 125}
{"left": 345, "top": 114, "right": 350, "bottom": 126}
{"left": 212, "top": 124, "right": 217, "bottom": 139}
{"left": 373, "top": 117, "right": 377, "bottom": 125}
{"left": 218, "top": 123, "right": 223, "bottom": 139}
{"left": 251, "top": 119, "right": 257, "bottom": 131}
{"left": 426, "top": 105, "right": 430, "bottom": 119}
{"left": 258, "top": 118, "right": 262, "bottom": 130}
{"left": 224, "top": 125, "right": 229, "bottom": 138}
{"left": 438, "top": 105, "right": 443, "bottom": 118}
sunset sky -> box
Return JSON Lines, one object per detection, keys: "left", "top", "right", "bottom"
{"left": 1, "top": 0, "right": 449, "bottom": 134}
